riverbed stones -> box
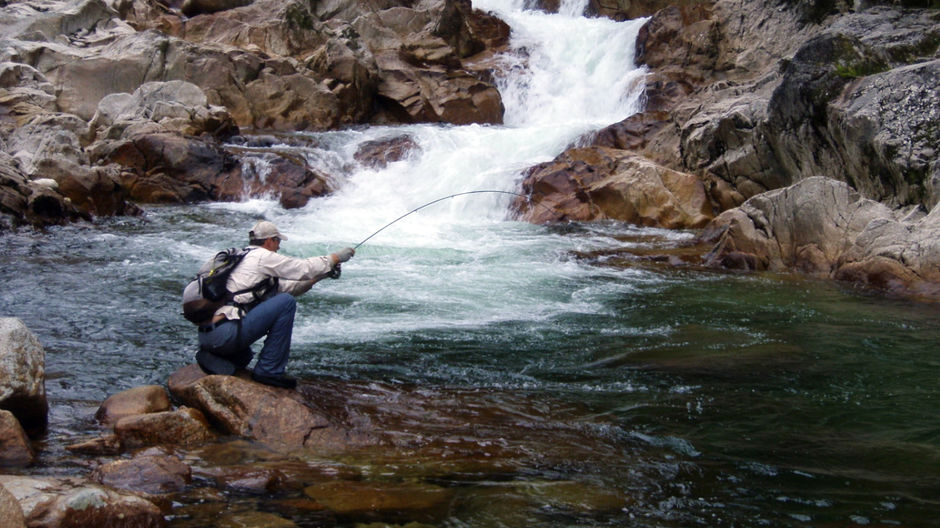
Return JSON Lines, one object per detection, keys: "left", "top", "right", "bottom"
{"left": 0, "top": 317, "right": 47, "bottom": 436}
{"left": 0, "top": 409, "right": 34, "bottom": 466}
{"left": 0, "top": 475, "right": 165, "bottom": 528}
{"left": 95, "top": 385, "right": 172, "bottom": 425}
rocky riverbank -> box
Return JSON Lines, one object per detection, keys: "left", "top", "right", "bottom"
{"left": 513, "top": 0, "right": 940, "bottom": 300}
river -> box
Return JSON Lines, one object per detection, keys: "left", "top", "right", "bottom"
{"left": 2, "top": 0, "right": 940, "bottom": 526}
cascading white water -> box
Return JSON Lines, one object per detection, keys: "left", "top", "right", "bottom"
{"left": 221, "top": 0, "right": 658, "bottom": 358}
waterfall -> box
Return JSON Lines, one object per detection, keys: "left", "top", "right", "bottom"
{"left": 223, "top": 0, "right": 652, "bottom": 350}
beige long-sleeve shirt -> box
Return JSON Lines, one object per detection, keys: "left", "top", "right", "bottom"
{"left": 214, "top": 245, "right": 335, "bottom": 320}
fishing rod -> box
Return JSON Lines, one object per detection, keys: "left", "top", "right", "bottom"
{"left": 326, "top": 190, "right": 557, "bottom": 279}
{"left": 353, "top": 189, "right": 557, "bottom": 250}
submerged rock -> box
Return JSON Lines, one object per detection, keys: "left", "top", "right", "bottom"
{"left": 303, "top": 480, "right": 454, "bottom": 520}
{"left": 0, "top": 318, "right": 47, "bottom": 436}
{"left": 90, "top": 452, "right": 192, "bottom": 495}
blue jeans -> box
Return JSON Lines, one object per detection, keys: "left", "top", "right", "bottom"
{"left": 197, "top": 293, "right": 297, "bottom": 377}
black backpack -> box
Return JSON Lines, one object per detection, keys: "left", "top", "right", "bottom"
{"left": 182, "top": 247, "right": 275, "bottom": 324}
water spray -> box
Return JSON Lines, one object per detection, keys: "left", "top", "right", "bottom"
{"left": 328, "top": 190, "right": 557, "bottom": 279}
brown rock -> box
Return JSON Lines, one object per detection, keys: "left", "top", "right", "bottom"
{"left": 0, "top": 482, "right": 26, "bottom": 528}
{"left": 353, "top": 135, "right": 420, "bottom": 169}
{"left": 114, "top": 407, "right": 216, "bottom": 448}
{"left": 91, "top": 453, "right": 192, "bottom": 495}
{"left": 0, "top": 318, "right": 48, "bottom": 436}
{"left": 95, "top": 385, "right": 172, "bottom": 425}
{"left": 168, "top": 364, "right": 370, "bottom": 452}
{"left": 0, "top": 475, "right": 165, "bottom": 528}
{"left": 515, "top": 148, "right": 714, "bottom": 229}
{"left": 0, "top": 410, "right": 34, "bottom": 466}
{"left": 104, "top": 131, "right": 242, "bottom": 203}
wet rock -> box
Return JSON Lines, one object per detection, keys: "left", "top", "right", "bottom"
{"left": 168, "top": 364, "right": 372, "bottom": 452}
{"left": 0, "top": 474, "right": 165, "bottom": 528}
{"left": 114, "top": 406, "right": 216, "bottom": 448}
{"left": 244, "top": 156, "right": 332, "bottom": 210}
{"left": 303, "top": 480, "right": 454, "bottom": 520}
{"left": 702, "top": 177, "right": 940, "bottom": 299}
{"left": 0, "top": 318, "right": 47, "bottom": 436}
{"left": 90, "top": 453, "right": 192, "bottom": 495}
{"left": 0, "top": 409, "right": 34, "bottom": 466}
{"left": 515, "top": 148, "right": 713, "bottom": 228}
{"left": 203, "top": 465, "right": 286, "bottom": 494}
{"left": 353, "top": 135, "right": 420, "bottom": 169}
{"left": 95, "top": 385, "right": 172, "bottom": 425}
{"left": 0, "top": 482, "right": 26, "bottom": 528}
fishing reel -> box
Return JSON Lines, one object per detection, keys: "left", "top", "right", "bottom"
{"left": 328, "top": 264, "right": 341, "bottom": 279}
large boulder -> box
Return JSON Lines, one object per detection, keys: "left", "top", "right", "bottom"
{"left": 514, "top": 147, "right": 714, "bottom": 228}
{"left": 168, "top": 364, "right": 371, "bottom": 452}
{"left": 0, "top": 318, "right": 47, "bottom": 436}
{"left": 0, "top": 475, "right": 165, "bottom": 528}
{"left": 701, "top": 177, "right": 940, "bottom": 299}
{"left": 0, "top": 409, "right": 35, "bottom": 466}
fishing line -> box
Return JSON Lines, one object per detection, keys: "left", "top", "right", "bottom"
{"left": 353, "top": 190, "right": 557, "bottom": 249}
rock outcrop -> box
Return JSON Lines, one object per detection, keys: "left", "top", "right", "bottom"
{"left": 515, "top": 147, "right": 714, "bottom": 228}
{"left": 510, "top": 0, "right": 940, "bottom": 299}
{"left": 701, "top": 177, "right": 940, "bottom": 299}
{"left": 1, "top": 0, "right": 510, "bottom": 227}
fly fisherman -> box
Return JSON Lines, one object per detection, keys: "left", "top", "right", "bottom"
{"left": 186, "top": 221, "right": 355, "bottom": 389}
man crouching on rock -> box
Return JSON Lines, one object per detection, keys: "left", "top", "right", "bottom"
{"left": 185, "top": 220, "right": 354, "bottom": 389}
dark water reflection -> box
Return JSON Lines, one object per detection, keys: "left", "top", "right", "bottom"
{"left": 2, "top": 208, "right": 939, "bottom": 527}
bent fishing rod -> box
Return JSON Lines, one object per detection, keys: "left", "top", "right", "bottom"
{"left": 352, "top": 189, "right": 558, "bottom": 250}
